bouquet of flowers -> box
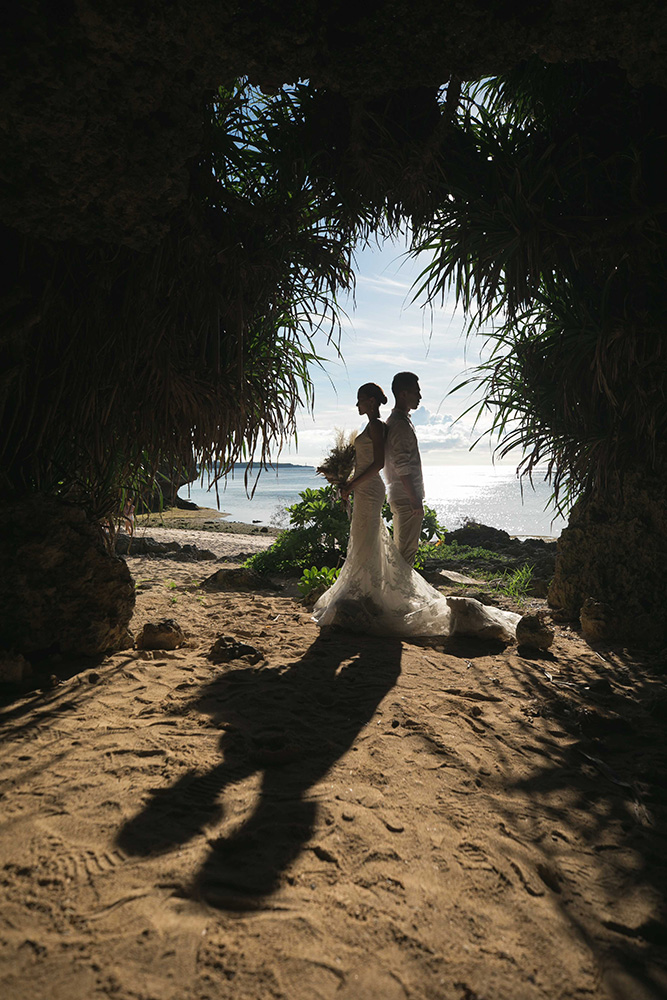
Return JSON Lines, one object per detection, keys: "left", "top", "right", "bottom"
{"left": 316, "top": 429, "right": 357, "bottom": 487}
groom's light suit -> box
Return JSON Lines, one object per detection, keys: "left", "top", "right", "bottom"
{"left": 384, "top": 408, "right": 425, "bottom": 566}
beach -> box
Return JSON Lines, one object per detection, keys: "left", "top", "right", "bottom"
{"left": 132, "top": 505, "right": 281, "bottom": 536}
{"left": 128, "top": 507, "right": 280, "bottom": 558}
{"left": 1, "top": 516, "right": 665, "bottom": 1000}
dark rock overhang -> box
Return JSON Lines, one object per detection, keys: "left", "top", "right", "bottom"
{"left": 1, "top": 1, "right": 665, "bottom": 246}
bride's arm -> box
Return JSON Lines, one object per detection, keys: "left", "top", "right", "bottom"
{"left": 340, "top": 420, "right": 384, "bottom": 499}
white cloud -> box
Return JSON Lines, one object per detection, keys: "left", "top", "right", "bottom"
{"left": 410, "top": 406, "right": 453, "bottom": 426}
{"left": 406, "top": 406, "right": 472, "bottom": 450}
{"left": 270, "top": 235, "right": 527, "bottom": 471}
{"left": 284, "top": 400, "right": 491, "bottom": 468}
{"left": 355, "top": 274, "right": 412, "bottom": 297}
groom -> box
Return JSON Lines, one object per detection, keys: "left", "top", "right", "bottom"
{"left": 385, "top": 371, "right": 424, "bottom": 566}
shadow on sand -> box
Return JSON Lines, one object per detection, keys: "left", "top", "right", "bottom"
{"left": 468, "top": 642, "right": 667, "bottom": 1000}
{"left": 116, "top": 630, "right": 402, "bottom": 907}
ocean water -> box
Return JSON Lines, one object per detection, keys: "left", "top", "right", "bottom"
{"left": 178, "top": 463, "right": 568, "bottom": 538}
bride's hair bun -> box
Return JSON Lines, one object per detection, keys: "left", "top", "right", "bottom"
{"left": 358, "top": 382, "right": 387, "bottom": 406}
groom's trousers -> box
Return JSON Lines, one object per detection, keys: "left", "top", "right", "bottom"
{"left": 389, "top": 495, "right": 423, "bottom": 566}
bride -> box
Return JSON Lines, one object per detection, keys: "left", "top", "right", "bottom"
{"left": 312, "top": 383, "right": 521, "bottom": 641}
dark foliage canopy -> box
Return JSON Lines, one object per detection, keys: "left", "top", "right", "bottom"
{"left": 412, "top": 62, "right": 667, "bottom": 506}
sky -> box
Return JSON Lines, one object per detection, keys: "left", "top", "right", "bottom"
{"left": 282, "top": 235, "right": 512, "bottom": 468}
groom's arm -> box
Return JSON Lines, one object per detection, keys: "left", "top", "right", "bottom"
{"left": 397, "top": 473, "right": 423, "bottom": 512}
{"left": 389, "top": 422, "right": 424, "bottom": 512}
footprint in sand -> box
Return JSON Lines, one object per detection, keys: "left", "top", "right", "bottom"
{"left": 337, "top": 963, "right": 407, "bottom": 999}
{"left": 454, "top": 840, "right": 495, "bottom": 871}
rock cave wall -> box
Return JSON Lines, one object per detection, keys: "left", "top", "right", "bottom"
{"left": 2, "top": 2, "right": 665, "bottom": 247}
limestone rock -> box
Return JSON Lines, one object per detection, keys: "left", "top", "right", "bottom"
{"left": 135, "top": 619, "right": 185, "bottom": 651}
{"left": 446, "top": 596, "right": 521, "bottom": 643}
{"left": 202, "top": 567, "right": 279, "bottom": 592}
{"left": 143, "top": 454, "right": 198, "bottom": 511}
{"left": 0, "top": 495, "right": 135, "bottom": 656}
{"left": 437, "top": 569, "right": 482, "bottom": 586}
{"left": 115, "top": 535, "right": 170, "bottom": 555}
{"left": 5, "top": 4, "right": 664, "bottom": 250}
{"left": 174, "top": 544, "right": 218, "bottom": 562}
{"left": 549, "top": 473, "right": 667, "bottom": 646}
{"left": 0, "top": 652, "right": 32, "bottom": 685}
{"left": 116, "top": 629, "right": 135, "bottom": 651}
{"left": 579, "top": 599, "right": 615, "bottom": 643}
{"left": 115, "top": 535, "right": 216, "bottom": 560}
{"left": 516, "top": 613, "right": 555, "bottom": 650}
{"left": 208, "top": 635, "right": 263, "bottom": 665}
{"left": 446, "top": 522, "right": 512, "bottom": 548}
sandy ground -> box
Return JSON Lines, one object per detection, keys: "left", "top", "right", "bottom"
{"left": 1, "top": 530, "right": 666, "bottom": 1000}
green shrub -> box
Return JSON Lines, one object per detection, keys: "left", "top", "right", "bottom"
{"left": 245, "top": 485, "right": 350, "bottom": 575}
{"left": 246, "top": 485, "right": 452, "bottom": 578}
{"left": 496, "top": 564, "right": 534, "bottom": 602}
{"left": 298, "top": 565, "right": 340, "bottom": 600}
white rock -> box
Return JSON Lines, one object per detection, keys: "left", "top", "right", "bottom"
{"left": 446, "top": 596, "right": 520, "bottom": 642}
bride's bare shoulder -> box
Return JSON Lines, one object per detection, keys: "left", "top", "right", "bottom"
{"left": 367, "top": 417, "right": 386, "bottom": 443}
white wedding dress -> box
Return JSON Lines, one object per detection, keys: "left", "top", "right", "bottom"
{"left": 312, "top": 424, "right": 521, "bottom": 640}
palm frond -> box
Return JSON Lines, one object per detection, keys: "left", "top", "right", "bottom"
{"left": 408, "top": 60, "right": 667, "bottom": 506}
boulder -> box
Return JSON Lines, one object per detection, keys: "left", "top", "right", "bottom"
{"left": 445, "top": 522, "right": 512, "bottom": 548}
{"left": 202, "top": 567, "right": 280, "bottom": 592}
{"left": 549, "top": 472, "right": 667, "bottom": 647}
{"left": 115, "top": 535, "right": 218, "bottom": 561}
{"left": 115, "top": 536, "right": 174, "bottom": 555}
{"left": 436, "top": 569, "right": 483, "bottom": 586}
{"left": 516, "top": 613, "right": 555, "bottom": 650}
{"left": 116, "top": 534, "right": 168, "bottom": 555}
{"left": 176, "top": 544, "right": 218, "bottom": 562}
{"left": 0, "top": 495, "right": 135, "bottom": 656}
{"left": 135, "top": 619, "right": 185, "bottom": 650}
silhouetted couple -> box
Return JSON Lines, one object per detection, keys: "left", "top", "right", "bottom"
{"left": 313, "top": 372, "right": 521, "bottom": 641}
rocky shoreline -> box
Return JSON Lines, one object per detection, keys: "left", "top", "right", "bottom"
{"left": 133, "top": 505, "right": 282, "bottom": 536}
{"left": 435, "top": 521, "right": 558, "bottom": 594}
{"left": 115, "top": 525, "right": 276, "bottom": 563}
{"left": 129, "top": 508, "right": 558, "bottom": 579}
{"left": 122, "top": 511, "right": 559, "bottom": 605}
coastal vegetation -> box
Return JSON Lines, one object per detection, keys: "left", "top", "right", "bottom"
{"left": 245, "top": 485, "right": 447, "bottom": 576}
{"left": 412, "top": 63, "right": 667, "bottom": 512}
{"left": 1, "top": 80, "right": 356, "bottom": 521}
{"left": 297, "top": 565, "right": 341, "bottom": 602}
{"left": 246, "top": 487, "right": 352, "bottom": 576}
{"left": 246, "top": 486, "right": 550, "bottom": 602}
